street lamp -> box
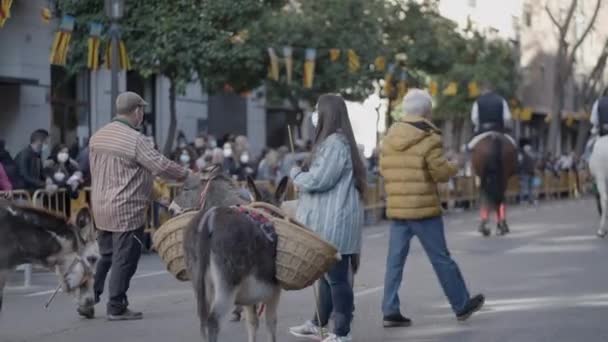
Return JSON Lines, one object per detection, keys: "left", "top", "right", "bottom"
{"left": 105, "top": 0, "right": 124, "bottom": 117}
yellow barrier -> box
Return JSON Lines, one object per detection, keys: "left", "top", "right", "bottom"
{"left": 32, "top": 189, "right": 70, "bottom": 217}
{"left": 0, "top": 189, "right": 32, "bottom": 204}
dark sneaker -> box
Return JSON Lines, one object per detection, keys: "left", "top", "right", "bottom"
{"left": 383, "top": 313, "right": 412, "bottom": 328}
{"left": 457, "top": 294, "right": 485, "bottom": 322}
{"left": 77, "top": 305, "right": 95, "bottom": 319}
{"left": 107, "top": 308, "right": 143, "bottom": 321}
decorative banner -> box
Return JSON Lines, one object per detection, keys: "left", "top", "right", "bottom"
{"left": 0, "top": 0, "right": 13, "bottom": 28}
{"left": 41, "top": 6, "right": 53, "bottom": 24}
{"left": 283, "top": 46, "right": 293, "bottom": 85}
{"left": 397, "top": 70, "right": 408, "bottom": 100}
{"left": 104, "top": 39, "right": 131, "bottom": 70}
{"left": 87, "top": 22, "right": 103, "bottom": 70}
{"left": 443, "top": 82, "right": 458, "bottom": 96}
{"left": 267, "top": 48, "right": 280, "bottom": 81}
{"left": 50, "top": 15, "right": 75, "bottom": 66}
{"left": 383, "top": 63, "right": 396, "bottom": 97}
{"left": 303, "top": 48, "right": 316, "bottom": 89}
{"left": 429, "top": 80, "right": 438, "bottom": 97}
{"left": 347, "top": 49, "right": 360, "bottom": 73}
{"left": 468, "top": 81, "right": 480, "bottom": 98}
{"left": 374, "top": 56, "right": 386, "bottom": 72}
{"left": 329, "top": 49, "right": 341, "bottom": 62}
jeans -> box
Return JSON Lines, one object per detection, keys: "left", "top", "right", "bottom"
{"left": 382, "top": 217, "right": 470, "bottom": 316}
{"left": 519, "top": 174, "right": 534, "bottom": 203}
{"left": 94, "top": 226, "right": 144, "bottom": 315}
{"left": 311, "top": 254, "right": 354, "bottom": 337}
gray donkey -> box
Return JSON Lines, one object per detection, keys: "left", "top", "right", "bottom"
{"left": 170, "top": 171, "right": 289, "bottom": 342}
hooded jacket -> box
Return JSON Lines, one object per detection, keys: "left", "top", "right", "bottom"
{"left": 380, "top": 116, "right": 458, "bottom": 220}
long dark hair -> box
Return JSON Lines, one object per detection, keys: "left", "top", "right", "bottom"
{"left": 311, "top": 94, "right": 367, "bottom": 196}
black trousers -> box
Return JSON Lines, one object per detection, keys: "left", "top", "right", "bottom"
{"left": 94, "top": 226, "right": 144, "bottom": 315}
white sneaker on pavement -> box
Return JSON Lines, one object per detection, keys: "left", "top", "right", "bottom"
{"left": 289, "top": 320, "right": 329, "bottom": 340}
{"left": 321, "top": 333, "right": 353, "bottom": 342}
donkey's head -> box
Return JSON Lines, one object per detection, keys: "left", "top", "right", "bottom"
{"left": 169, "top": 165, "right": 247, "bottom": 215}
{"left": 246, "top": 176, "right": 290, "bottom": 207}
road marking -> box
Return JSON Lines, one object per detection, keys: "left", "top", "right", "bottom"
{"left": 354, "top": 285, "right": 384, "bottom": 297}
{"left": 365, "top": 232, "right": 385, "bottom": 239}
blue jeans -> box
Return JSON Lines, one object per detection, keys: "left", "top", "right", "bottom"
{"left": 519, "top": 174, "right": 534, "bottom": 203}
{"left": 382, "top": 217, "right": 470, "bottom": 316}
{"left": 312, "top": 255, "right": 354, "bottom": 337}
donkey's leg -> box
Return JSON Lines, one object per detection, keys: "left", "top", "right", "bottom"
{"left": 264, "top": 289, "right": 281, "bottom": 342}
{"left": 244, "top": 305, "right": 259, "bottom": 342}
{"left": 207, "top": 262, "right": 234, "bottom": 342}
{"left": 0, "top": 269, "right": 8, "bottom": 312}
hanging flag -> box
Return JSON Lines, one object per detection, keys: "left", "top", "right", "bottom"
{"left": 397, "top": 70, "right": 408, "bottom": 100}
{"left": 329, "top": 49, "right": 341, "bottom": 62}
{"left": 0, "top": 0, "right": 13, "bottom": 28}
{"left": 41, "top": 6, "right": 53, "bottom": 24}
{"left": 283, "top": 46, "right": 293, "bottom": 85}
{"left": 87, "top": 22, "right": 103, "bottom": 70}
{"left": 374, "top": 56, "right": 386, "bottom": 72}
{"left": 50, "top": 15, "right": 75, "bottom": 66}
{"left": 468, "top": 81, "right": 480, "bottom": 98}
{"left": 267, "top": 48, "right": 280, "bottom": 81}
{"left": 383, "top": 63, "right": 396, "bottom": 97}
{"left": 347, "top": 49, "right": 360, "bottom": 73}
{"left": 104, "top": 39, "right": 131, "bottom": 70}
{"left": 429, "top": 80, "right": 438, "bottom": 97}
{"left": 303, "top": 48, "right": 316, "bottom": 89}
{"left": 443, "top": 82, "right": 458, "bottom": 96}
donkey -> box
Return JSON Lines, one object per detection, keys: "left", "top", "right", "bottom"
{"left": 170, "top": 170, "right": 289, "bottom": 342}
{"left": 0, "top": 201, "right": 99, "bottom": 318}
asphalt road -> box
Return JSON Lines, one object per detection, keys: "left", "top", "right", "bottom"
{"left": 2, "top": 198, "right": 607, "bottom": 342}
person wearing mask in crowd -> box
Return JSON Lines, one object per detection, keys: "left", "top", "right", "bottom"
{"left": 257, "top": 149, "right": 279, "bottom": 182}
{"left": 379, "top": 89, "right": 484, "bottom": 328}
{"left": 0, "top": 139, "right": 22, "bottom": 189}
{"left": 236, "top": 150, "right": 255, "bottom": 181}
{"left": 15, "top": 129, "right": 50, "bottom": 192}
{"left": 194, "top": 149, "right": 213, "bottom": 172}
{"left": 89, "top": 92, "right": 196, "bottom": 321}
{"left": 289, "top": 94, "right": 365, "bottom": 342}
{"left": 44, "top": 144, "right": 83, "bottom": 196}
{"left": 193, "top": 134, "right": 207, "bottom": 156}
{"left": 177, "top": 147, "right": 196, "bottom": 170}
{"left": 222, "top": 143, "right": 238, "bottom": 176}
{"left": 171, "top": 131, "right": 189, "bottom": 161}
{"left": 518, "top": 143, "right": 537, "bottom": 205}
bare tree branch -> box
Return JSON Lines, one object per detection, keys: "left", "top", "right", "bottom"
{"left": 562, "top": 0, "right": 579, "bottom": 36}
{"left": 568, "top": 0, "right": 602, "bottom": 63}
{"left": 545, "top": 5, "right": 563, "bottom": 34}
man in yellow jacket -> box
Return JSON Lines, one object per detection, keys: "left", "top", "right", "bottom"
{"left": 380, "top": 89, "right": 485, "bottom": 327}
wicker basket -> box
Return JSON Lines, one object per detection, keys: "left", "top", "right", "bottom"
{"left": 153, "top": 204, "right": 339, "bottom": 290}
{"left": 152, "top": 211, "right": 197, "bottom": 281}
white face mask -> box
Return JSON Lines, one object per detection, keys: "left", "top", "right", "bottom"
{"left": 180, "top": 154, "right": 190, "bottom": 164}
{"left": 240, "top": 154, "right": 250, "bottom": 164}
{"left": 311, "top": 111, "right": 319, "bottom": 128}
{"left": 57, "top": 152, "right": 69, "bottom": 163}
{"left": 196, "top": 157, "right": 206, "bottom": 170}
{"left": 209, "top": 140, "right": 217, "bottom": 148}
{"left": 223, "top": 148, "right": 233, "bottom": 158}
{"left": 54, "top": 171, "right": 66, "bottom": 182}
{"left": 194, "top": 138, "right": 205, "bottom": 148}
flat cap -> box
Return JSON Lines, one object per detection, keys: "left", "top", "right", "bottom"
{"left": 116, "top": 91, "right": 148, "bottom": 114}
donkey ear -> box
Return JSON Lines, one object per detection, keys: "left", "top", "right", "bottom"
{"left": 275, "top": 177, "right": 290, "bottom": 204}
{"left": 246, "top": 176, "right": 263, "bottom": 201}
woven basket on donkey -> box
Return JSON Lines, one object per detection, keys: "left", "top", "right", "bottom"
{"left": 152, "top": 211, "right": 197, "bottom": 281}
{"left": 248, "top": 202, "right": 339, "bottom": 291}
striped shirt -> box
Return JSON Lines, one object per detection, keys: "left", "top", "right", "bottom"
{"left": 89, "top": 120, "right": 188, "bottom": 232}
{"left": 290, "top": 134, "right": 364, "bottom": 255}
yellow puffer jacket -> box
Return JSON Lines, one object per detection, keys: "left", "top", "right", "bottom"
{"left": 380, "top": 116, "right": 458, "bottom": 220}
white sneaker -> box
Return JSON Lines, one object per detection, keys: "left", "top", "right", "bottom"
{"left": 321, "top": 333, "right": 353, "bottom": 342}
{"left": 289, "top": 320, "right": 328, "bottom": 340}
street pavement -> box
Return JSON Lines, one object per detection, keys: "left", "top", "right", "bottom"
{"left": 2, "top": 198, "right": 608, "bottom": 342}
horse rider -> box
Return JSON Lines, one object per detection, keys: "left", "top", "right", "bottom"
{"left": 467, "top": 83, "right": 516, "bottom": 150}
{"left": 587, "top": 95, "right": 608, "bottom": 155}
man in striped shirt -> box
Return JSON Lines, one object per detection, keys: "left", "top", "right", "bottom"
{"left": 89, "top": 92, "right": 192, "bottom": 321}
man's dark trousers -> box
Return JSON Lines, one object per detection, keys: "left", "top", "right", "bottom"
{"left": 94, "top": 226, "right": 145, "bottom": 315}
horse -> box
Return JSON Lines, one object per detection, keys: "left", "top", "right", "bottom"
{"left": 169, "top": 169, "right": 289, "bottom": 342}
{"left": 0, "top": 202, "right": 99, "bottom": 318}
{"left": 589, "top": 135, "right": 608, "bottom": 237}
{"left": 470, "top": 132, "right": 517, "bottom": 236}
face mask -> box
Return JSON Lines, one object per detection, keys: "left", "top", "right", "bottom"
{"left": 196, "top": 157, "right": 206, "bottom": 170}
{"left": 194, "top": 138, "right": 205, "bottom": 148}
{"left": 54, "top": 171, "right": 66, "bottom": 182}
{"left": 57, "top": 152, "right": 69, "bottom": 163}
{"left": 311, "top": 111, "right": 319, "bottom": 128}
{"left": 180, "top": 154, "right": 190, "bottom": 164}
{"left": 240, "top": 154, "right": 250, "bottom": 164}
{"left": 223, "top": 149, "right": 233, "bottom": 158}
{"left": 209, "top": 140, "right": 217, "bottom": 148}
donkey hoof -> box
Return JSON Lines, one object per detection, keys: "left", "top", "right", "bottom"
{"left": 497, "top": 222, "right": 510, "bottom": 236}
{"left": 478, "top": 223, "right": 491, "bottom": 237}
{"left": 77, "top": 305, "right": 95, "bottom": 319}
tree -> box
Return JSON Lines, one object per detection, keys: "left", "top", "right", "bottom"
{"left": 545, "top": 0, "right": 602, "bottom": 154}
